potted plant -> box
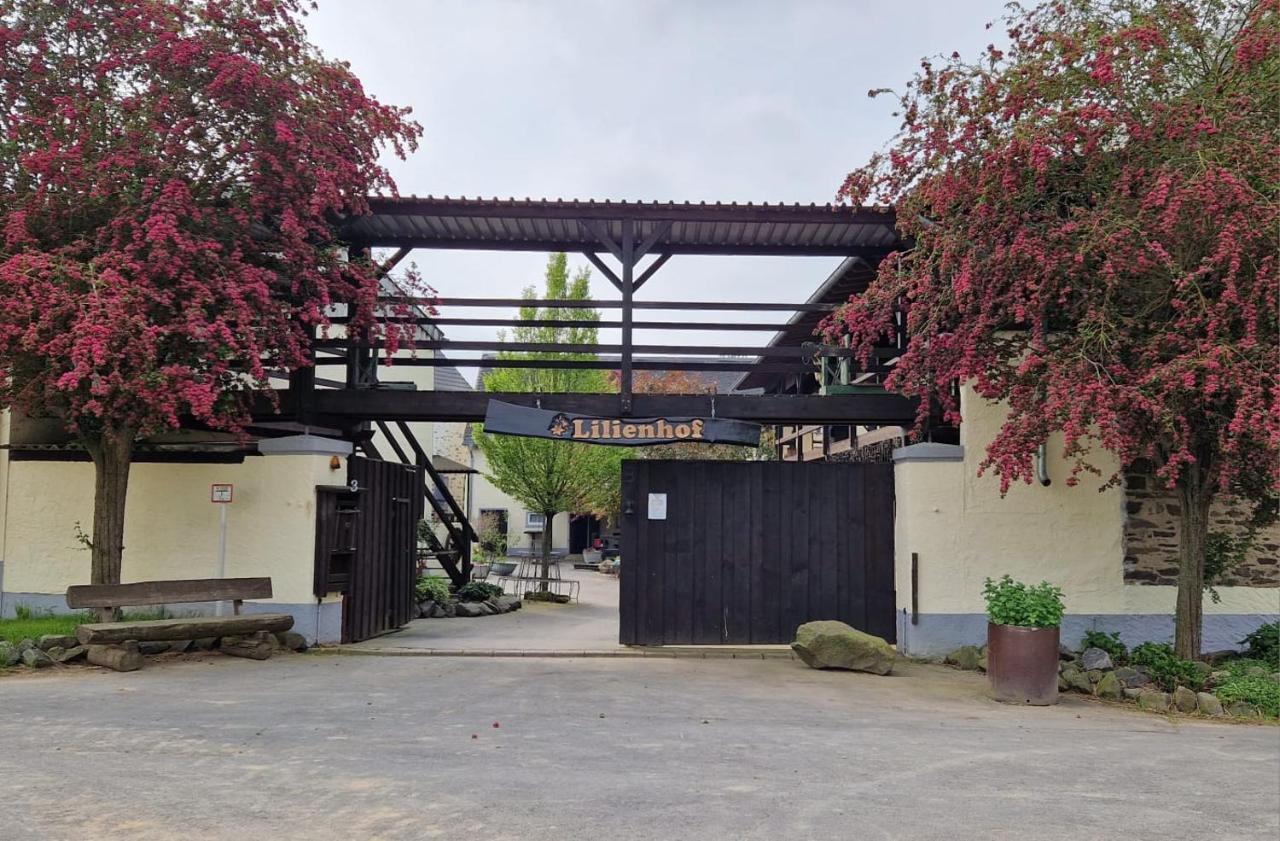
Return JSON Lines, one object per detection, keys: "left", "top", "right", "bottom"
{"left": 471, "top": 549, "right": 491, "bottom": 580}
{"left": 982, "top": 575, "right": 1065, "bottom": 705}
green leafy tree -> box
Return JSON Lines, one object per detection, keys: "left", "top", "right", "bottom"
{"left": 473, "top": 254, "right": 623, "bottom": 588}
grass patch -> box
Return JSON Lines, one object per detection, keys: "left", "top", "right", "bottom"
{"left": 0, "top": 604, "right": 172, "bottom": 646}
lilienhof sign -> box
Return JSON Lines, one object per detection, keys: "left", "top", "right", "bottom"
{"left": 483, "top": 400, "right": 761, "bottom": 447}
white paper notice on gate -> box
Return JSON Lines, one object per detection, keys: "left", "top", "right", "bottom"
{"left": 647, "top": 493, "right": 667, "bottom": 520}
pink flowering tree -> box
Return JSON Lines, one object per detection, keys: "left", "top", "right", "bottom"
{"left": 827, "top": 0, "right": 1278, "bottom": 657}
{"left": 0, "top": 0, "right": 422, "bottom": 591}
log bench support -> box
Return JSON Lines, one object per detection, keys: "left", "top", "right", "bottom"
{"left": 65, "top": 578, "right": 294, "bottom": 671}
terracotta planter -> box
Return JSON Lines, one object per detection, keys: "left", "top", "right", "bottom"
{"left": 987, "top": 622, "right": 1060, "bottom": 705}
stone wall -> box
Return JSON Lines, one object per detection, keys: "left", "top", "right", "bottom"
{"left": 1123, "top": 463, "right": 1279, "bottom": 588}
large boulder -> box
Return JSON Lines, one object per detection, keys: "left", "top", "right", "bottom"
{"left": 1137, "top": 690, "right": 1170, "bottom": 712}
{"left": 791, "top": 621, "right": 896, "bottom": 675}
{"left": 1196, "top": 692, "right": 1224, "bottom": 716}
{"left": 1173, "top": 686, "right": 1198, "bottom": 714}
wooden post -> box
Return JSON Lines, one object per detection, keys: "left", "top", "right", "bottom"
{"left": 620, "top": 218, "right": 635, "bottom": 415}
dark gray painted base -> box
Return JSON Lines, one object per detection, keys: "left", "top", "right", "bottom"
{"left": 896, "top": 610, "right": 1280, "bottom": 657}
{"left": 0, "top": 591, "right": 343, "bottom": 645}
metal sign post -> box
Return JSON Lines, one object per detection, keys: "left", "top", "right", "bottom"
{"left": 211, "top": 484, "right": 233, "bottom": 616}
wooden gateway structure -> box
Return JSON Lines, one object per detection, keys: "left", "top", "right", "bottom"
{"left": 247, "top": 196, "right": 921, "bottom": 644}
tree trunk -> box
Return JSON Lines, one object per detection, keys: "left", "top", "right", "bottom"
{"left": 1173, "top": 464, "right": 1213, "bottom": 661}
{"left": 539, "top": 511, "right": 554, "bottom": 593}
{"left": 83, "top": 426, "right": 134, "bottom": 620}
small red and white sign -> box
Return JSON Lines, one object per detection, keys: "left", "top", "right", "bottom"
{"left": 210, "top": 484, "right": 234, "bottom": 504}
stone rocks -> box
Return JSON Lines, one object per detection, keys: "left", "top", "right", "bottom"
{"left": 275, "top": 631, "right": 309, "bottom": 652}
{"left": 1080, "top": 647, "right": 1114, "bottom": 671}
{"left": 1244, "top": 665, "right": 1269, "bottom": 679}
{"left": 1173, "top": 686, "right": 1198, "bottom": 713}
{"left": 1085, "top": 669, "right": 1104, "bottom": 684}
{"left": 38, "top": 634, "right": 78, "bottom": 651}
{"left": 419, "top": 596, "right": 521, "bottom": 619}
{"left": 54, "top": 645, "right": 87, "bottom": 663}
{"left": 945, "top": 645, "right": 982, "bottom": 671}
{"left": 1122, "top": 688, "right": 1143, "bottom": 700}
{"left": 1058, "top": 675, "right": 1069, "bottom": 692}
{"left": 1227, "top": 702, "right": 1260, "bottom": 719}
{"left": 1113, "top": 666, "right": 1150, "bottom": 689}
{"left": 0, "top": 643, "right": 19, "bottom": 667}
{"left": 1196, "top": 692, "right": 1225, "bottom": 716}
{"left": 1137, "top": 690, "right": 1171, "bottom": 712}
{"left": 1058, "top": 644, "right": 1077, "bottom": 660}
{"left": 1062, "top": 666, "right": 1092, "bottom": 694}
{"left": 15, "top": 638, "right": 35, "bottom": 655}
{"left": 977, "top": 649, "right": 988, "bottom": 672}
{"left": 1095, "top": 671, "right": 1123, "bottom": 700}
{"left": 791, "top": 620, "right": 896, "bottom": 675}
{"left": 20, "top": 647, "right": 53, "bottom": 668}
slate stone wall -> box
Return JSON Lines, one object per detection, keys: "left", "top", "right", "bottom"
{"left": 1123, "top": 463, "right": 1279, "bottom": 587}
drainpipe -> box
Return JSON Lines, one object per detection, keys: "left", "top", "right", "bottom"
{"left": 1035, "top": 443, "right": 1051, "bottom": 486}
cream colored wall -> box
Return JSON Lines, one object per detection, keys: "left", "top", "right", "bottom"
{"left": 467, "top": 447, "right": 570, "bottom": 553}
{"left": 0, "top": 412, "right": 10, "bottom": 568}
{"left": 3, "top": 453, "right": 341, "bottom": 605}
{"left": 895, "top": 386, "right": 1280, "bottom": 617}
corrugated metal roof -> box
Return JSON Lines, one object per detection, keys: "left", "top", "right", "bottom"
{"left": 342, "top": 195, "right": 900, "bottom": 257}
{"left": 732, "top": 256, "right": 878, "bottom": 391}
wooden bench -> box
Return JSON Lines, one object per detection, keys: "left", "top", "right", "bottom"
{"left": 65, "top": 578, "right": 294, "bottom": 670}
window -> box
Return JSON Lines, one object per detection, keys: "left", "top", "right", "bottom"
{"left": 525, "top": 511, "right": 546, "bottom": 530}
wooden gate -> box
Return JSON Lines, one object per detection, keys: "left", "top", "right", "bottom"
{"left": 315, "top": 457, "right": 423, "bottom": 643}
{"left": 620, "top": 460, "right": 895, "bottom": 646}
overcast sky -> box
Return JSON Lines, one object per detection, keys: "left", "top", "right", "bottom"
{"left": 304, "top": 0, "right": 1010, "bottom": 383}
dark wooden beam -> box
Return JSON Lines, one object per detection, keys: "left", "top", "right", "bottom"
{"left": 620, "top": 218, "right": 635, "bottom": 414}
{"left": 385, "top": 317, "right": 790, "bottom": 331}
{"left": 577, "top": 219, "right": 623, "bottom": 262}
{"left": 374, "top": 420, "right": 410, "bottom": 464}
{"left": 633, "top": 222, "right": 673, "bottom": 260}
{"left": 633, "top": 252, "right": 671, "bottom": 291}
{"left": 265, "top": 389, "right": 919, "bottom": 425}
{"left": 386, "top": 297, "right": 838, "bottom": 312}
{"left": 355, "top": 339, "right": 874, "bottom": 358}
{"left": 582, "top": 251, "right": 622, "bottom": 291}
{"left": 313, "top": 357, "right": 818, "bottom": 374}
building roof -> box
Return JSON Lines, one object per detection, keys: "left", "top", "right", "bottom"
{"left": 340, "top": 195, "right": 900, "bottom": 257}
{"left": 432, "top": 353, "right": 472, "bottom": 393}
{"left": 732, "top": 256, "right": 878, "bottom": 391}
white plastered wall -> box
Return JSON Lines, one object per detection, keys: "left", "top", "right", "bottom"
{"left": 894, "top": 385, "right": 1279, "bottom": 652}
{"left": 1, "top": 453, "right": 341, "bottom": 606}
{"left": 467, "top": 447, "right": 570, "bottom": 554}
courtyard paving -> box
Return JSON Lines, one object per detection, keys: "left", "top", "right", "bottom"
{"left": 352, "top": 564, "right": 626, "bottom": 653}
{"left": 0, "top": 651, "right": 1276, "bottom": 840}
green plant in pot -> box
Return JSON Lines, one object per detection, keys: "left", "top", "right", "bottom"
{"left": 982, "top": 575, "right": 1065, "bottom": 705}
